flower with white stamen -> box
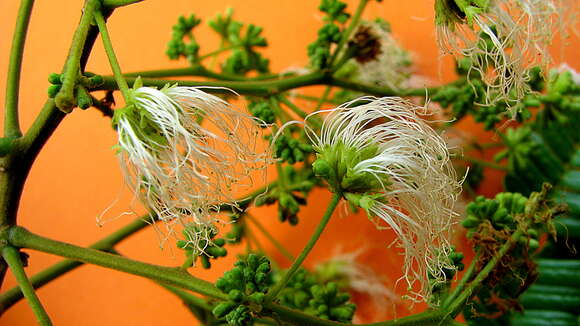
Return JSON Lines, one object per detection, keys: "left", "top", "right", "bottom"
{"left": 112, "top": 80, "right": 269, "bottom": 246}
{"left": 435, "top": 0, "right": 572, "bottom": 112}
{"left": 353, "top": 21, "right": 414, "bottom": 91}
{"left": 306, "top": 97, "right": 462, "bottom": 299}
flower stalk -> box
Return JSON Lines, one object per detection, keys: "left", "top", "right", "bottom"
{"left": 265, "top": 192, "right": 342, "bottom": 302}
{"left": 94, "top": 8, "right": 130, "bottom": 101}
{"left": 4, "top": 0, "right": 35, "bottom": 138}
{"left": 2, "top": 246, "right": 52, "bottom": 325}
{"left": 53, "top": 0, "right": 100, "bottom": 112}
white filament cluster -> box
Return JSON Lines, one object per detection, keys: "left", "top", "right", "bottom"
{"left": 437, "top": 0, "right": 574, "bottom": 112}
{"left": 307, "top": 97, "right": 462, "bottom": 299}
{"left": 115, "top": 85, "right": 268, "bottom": 246}
{"left": 354, "top": 21, "right": 413, "bottom": 91}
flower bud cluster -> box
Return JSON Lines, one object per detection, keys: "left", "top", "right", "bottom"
{"left": 213, "top": 254, "right": 272, "bottom": 325}
{"left": 47, "top": 72, "right": 104, "bottom": 112}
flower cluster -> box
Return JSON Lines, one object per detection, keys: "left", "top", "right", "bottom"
{"left": 112, "top": 82, "right": 269, "bottom": 247}
{"left": 435, "top": 0, "right": 570, "bottom": 112}
{"left": 307, "top": 97, "right": 462, "bottom": 299}
{"left": 351, "top": 20, "right": 413, "bottom": 91}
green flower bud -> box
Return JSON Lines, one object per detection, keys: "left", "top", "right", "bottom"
{"left": 47, "top": 84, "right": 61, "bottom": 98}
{"left": 212, "top": 302, "right": 237, "bottom": 318}
{"left": 75, "top": 85, "right": 93, "bottom": 110}
{"left": 462, "top": 216, "right": 480, "bottom": 229}
{"left": 228, "top": 289, "right": 244, "bottom": 303}
{"left": 312, "top": 158, "right": 332, "bottom": 179}
{"left": 48, "top": 73, "right": 61, "bottom": 84}
{"left": 528, "top": 238, "right": 539, "bottom": 250}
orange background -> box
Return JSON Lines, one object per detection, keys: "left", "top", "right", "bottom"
{"left": 0, "top": 1, "right": 578, "bottom": 325}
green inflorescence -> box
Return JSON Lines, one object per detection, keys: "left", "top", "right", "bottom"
{"left": 462, "top": 186, "right": 566, "bottom": 324}
{"left": 462, "top": 193, "right": 529, "bottom": 236}
{"left": 221, "top": 21, "right": 269, "bottom": 75}
{"left": 177, "top": 226, "right": 228, "bottom": 269}
{"left": 248, "top": 101, "right": 275, "bottom": 125}
{"left": 319, "top": 0, "right": 350, "bottom": 23}
{"left": 255, "top": 166, "right": 317, "bottom": 225}
{"left": 273, "top": 133, "right": 313, "bottom": 165}
{"left": 209, "top": 8, "right": 269, "bottom": 76}
{"left": 213, "top": 254, "right": 273, "bottom": 325}
{"left": 276, "top": 268, "right": 356, "bottom": 322}
{"left": 166, "top": 14, "right": 202, "bottom": 64}
{"left": 166, "top": 9, "right": 269, "bottom": 75}
{"left": 307, "top": 0, "right": 350, "bottom": 69}
{"left": 47, "top": 72, "right": 104, "bottom": 110}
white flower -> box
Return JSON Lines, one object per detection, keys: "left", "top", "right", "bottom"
{"left": 435, "top": 0, "right": 571, "bottom": 111}
{"left": 353, "top": 21, "right": 413, "bottom": 91}
{"left": 112, "top": 83, "right": 268, "bottom": 245}
{"left": 306, "top": 97, "right": 461, "bottom": 299}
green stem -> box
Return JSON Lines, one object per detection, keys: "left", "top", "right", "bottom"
{"left": 97, "top": 71, "right": 328, "bottom": 96}
{"left": 328, "top": 0, "right": 369, "bottom": 68}
{"left": 8, "top": 226, "right": 226, "bottom": 300}
{"left": 329, "top": 77, "right": 443, "bottom": 97}
{"left": 0, "top": 181, "right": 270, "bottom": 304}
{"left": 278, "top": 95, "right": 308, "bottom": 119}
{"left": 125, "top": 65, "right": 245, "bottom": 81}
{"left": 0, "top": 215, "right": 156, "bottom": 312}
{"left": 98, "top": 72, "right": 453, "bottom": 99}
{"left": 198, "top": 44, "right": 239, "bottom": 61}
{"left": 2, "top": 246, "right": 52, "bottom": 325}
{"left": 2, "top": 223, "right": 458, "bottom": 326}
{"left": 94, "top": 9, "right": 130, "bottom": 101}
{"left": 445, "top": 230, "right": 523, "bottom": 318}
{"left": 0, "top": 0, "right": 105, "bottom": 300}
{"left": 123, "top": 66, "right": 281, "bottom": 81}
{"left": 102, "top": 0, "right": 143, "bottom": 8}
{"left": 265, "top": 192, "right": 342, "bottom": 302}
{"left": 246, "top": 214, "right": 295, "bottom": 261}
{"left": 0, "top": 3, "right": 104, "bottom": 229}
{"left": 54, "top": 0, "right": 100, "bottom": 112}
{"left": 4, "top": 0, "right": 35, "bottom": 138}
{"left": 462, "top": 155, "right": 508, "bottom": 171}
{"left": 1, "top": 226, "right": 447, "bottom": 326}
